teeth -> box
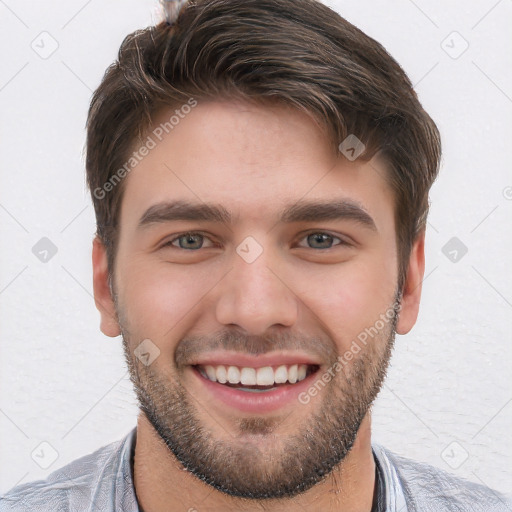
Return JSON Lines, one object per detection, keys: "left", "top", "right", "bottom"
{"left": 205, "top": 365, "right": 217, "bottom": 381}
{"left": 199, "top": 363, "right": 312, "bottom": 385}
{"left": 215, "top": 365, "right": 227, "bottom": 384}
{"left": 240, "top": 367, "right": 256, "bottom": 385}
{"left": 274, "top": 365, "right": 288, "bottom": 384}
{"left": 256, "top": 366, "right": 274, "bottom": 386}
{"left": 288, "top": 364, "right": 298, "bottom": 384}
{"left": 227, "top": 366, "right": 241, "bottom": 383}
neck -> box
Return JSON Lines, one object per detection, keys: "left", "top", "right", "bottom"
{"left": 133, "top": 412, "right": 376, "bottom": 512}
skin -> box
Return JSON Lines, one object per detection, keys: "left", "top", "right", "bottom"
{"left": 92, "top": 99, "right": 425, "bottom": 511}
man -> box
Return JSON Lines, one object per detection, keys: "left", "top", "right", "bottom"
{"left": 2, "top": 0, "right": 510, "bottom": 510}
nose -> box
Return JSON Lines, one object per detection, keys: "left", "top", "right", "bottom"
{"left": 215, "top": 242, "right": 298, "bottom": 335}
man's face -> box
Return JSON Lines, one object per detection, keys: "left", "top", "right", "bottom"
{"left": 94, "top": 99, "right": 419, "bottom": 499}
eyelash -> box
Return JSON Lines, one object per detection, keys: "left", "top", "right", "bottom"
{"left": 161, "top": 231, "right": 351, "bottom": 250}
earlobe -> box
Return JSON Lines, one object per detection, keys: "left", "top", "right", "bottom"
{"left": 396, "top": 231, "right": 426, "bottom": 335}
{"left": 92, "top": 237, "right": 121, "bottom": 337}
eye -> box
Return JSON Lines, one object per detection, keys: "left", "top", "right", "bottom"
{"left": 296, "top": 231, "right": 349, "bottom": 250}
{"left": 161, "top": 231, "right": 350, "bottom": 252}
{"left": 163, "top": 232, "right": 216, "bottom": 250}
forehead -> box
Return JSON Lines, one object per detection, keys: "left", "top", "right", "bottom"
{"left": 119, "top": 99, "right": 394, "bottom": 230}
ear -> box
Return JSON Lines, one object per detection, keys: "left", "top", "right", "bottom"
{"left": 396, "top": 230, "right": 426, "bottom": 335}
{"left": 92, "top": 237, "right": 121, "bottom": 337}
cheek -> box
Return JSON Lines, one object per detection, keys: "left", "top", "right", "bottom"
{"left": 294, "top": 257, "right": 396, "bottom": 346}
{"left": 117, "top": 259, "right": 210, "bottom": 338}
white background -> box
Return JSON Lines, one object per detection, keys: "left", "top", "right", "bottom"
{"left": 0, "top": 0, "right": 511, "bottom": 497}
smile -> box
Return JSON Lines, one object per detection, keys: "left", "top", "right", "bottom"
{"left": 195, "top": 363, "right": 319, "bottom": 390}
{"left": 191, "top": 363, "right": 322, "bottom": 413}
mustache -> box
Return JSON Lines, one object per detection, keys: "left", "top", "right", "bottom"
{"left": 174, "top": 329, "right": 337, "bottom": 368}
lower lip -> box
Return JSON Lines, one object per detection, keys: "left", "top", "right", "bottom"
{"left": 191, "top": 366, "right": 321, "bottom": 414}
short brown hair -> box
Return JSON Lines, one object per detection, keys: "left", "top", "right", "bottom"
{"left": 86, "top": 0, "right": 441, "bottom": 293}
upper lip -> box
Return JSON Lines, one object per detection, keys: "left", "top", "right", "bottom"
{"left": 190, "top": 351, "right": 322, "bottom": 368}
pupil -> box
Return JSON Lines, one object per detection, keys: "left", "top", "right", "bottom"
{"left": 181, "top": 234, "right": 202, "bottom": 249}
{"left": 310, "top": 233, "right": 331, "bottom": 248}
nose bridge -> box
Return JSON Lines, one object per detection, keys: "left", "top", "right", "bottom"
{"left": 215, "top": 236, "right": 298, "bottom": 334}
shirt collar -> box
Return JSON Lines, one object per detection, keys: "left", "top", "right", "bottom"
{"left": 372, "top": 443, "right": 409, "bottom": 512}
{"left": 114, "top": 427, "right": 140, "bottom": 512}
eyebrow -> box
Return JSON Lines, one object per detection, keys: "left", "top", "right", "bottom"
{"left": 138, "top": 199, "right": 377, "bottom": 232}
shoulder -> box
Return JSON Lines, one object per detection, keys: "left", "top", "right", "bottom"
{"left": 0, "top": 433, "right": 132, "bottom": 512}
{"left": 375, "top": 443, "right": 512, "bottom": 512}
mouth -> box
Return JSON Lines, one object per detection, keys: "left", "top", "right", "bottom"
{"left": 193, "top": 363, "right": 320, "bottom": 392}
{"left": 190, "top": 363, "right": 322, "bottom": 413}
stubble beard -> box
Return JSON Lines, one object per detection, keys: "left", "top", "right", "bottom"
{"left": 118, "top": 292, "right": 400, "bottom": 500}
